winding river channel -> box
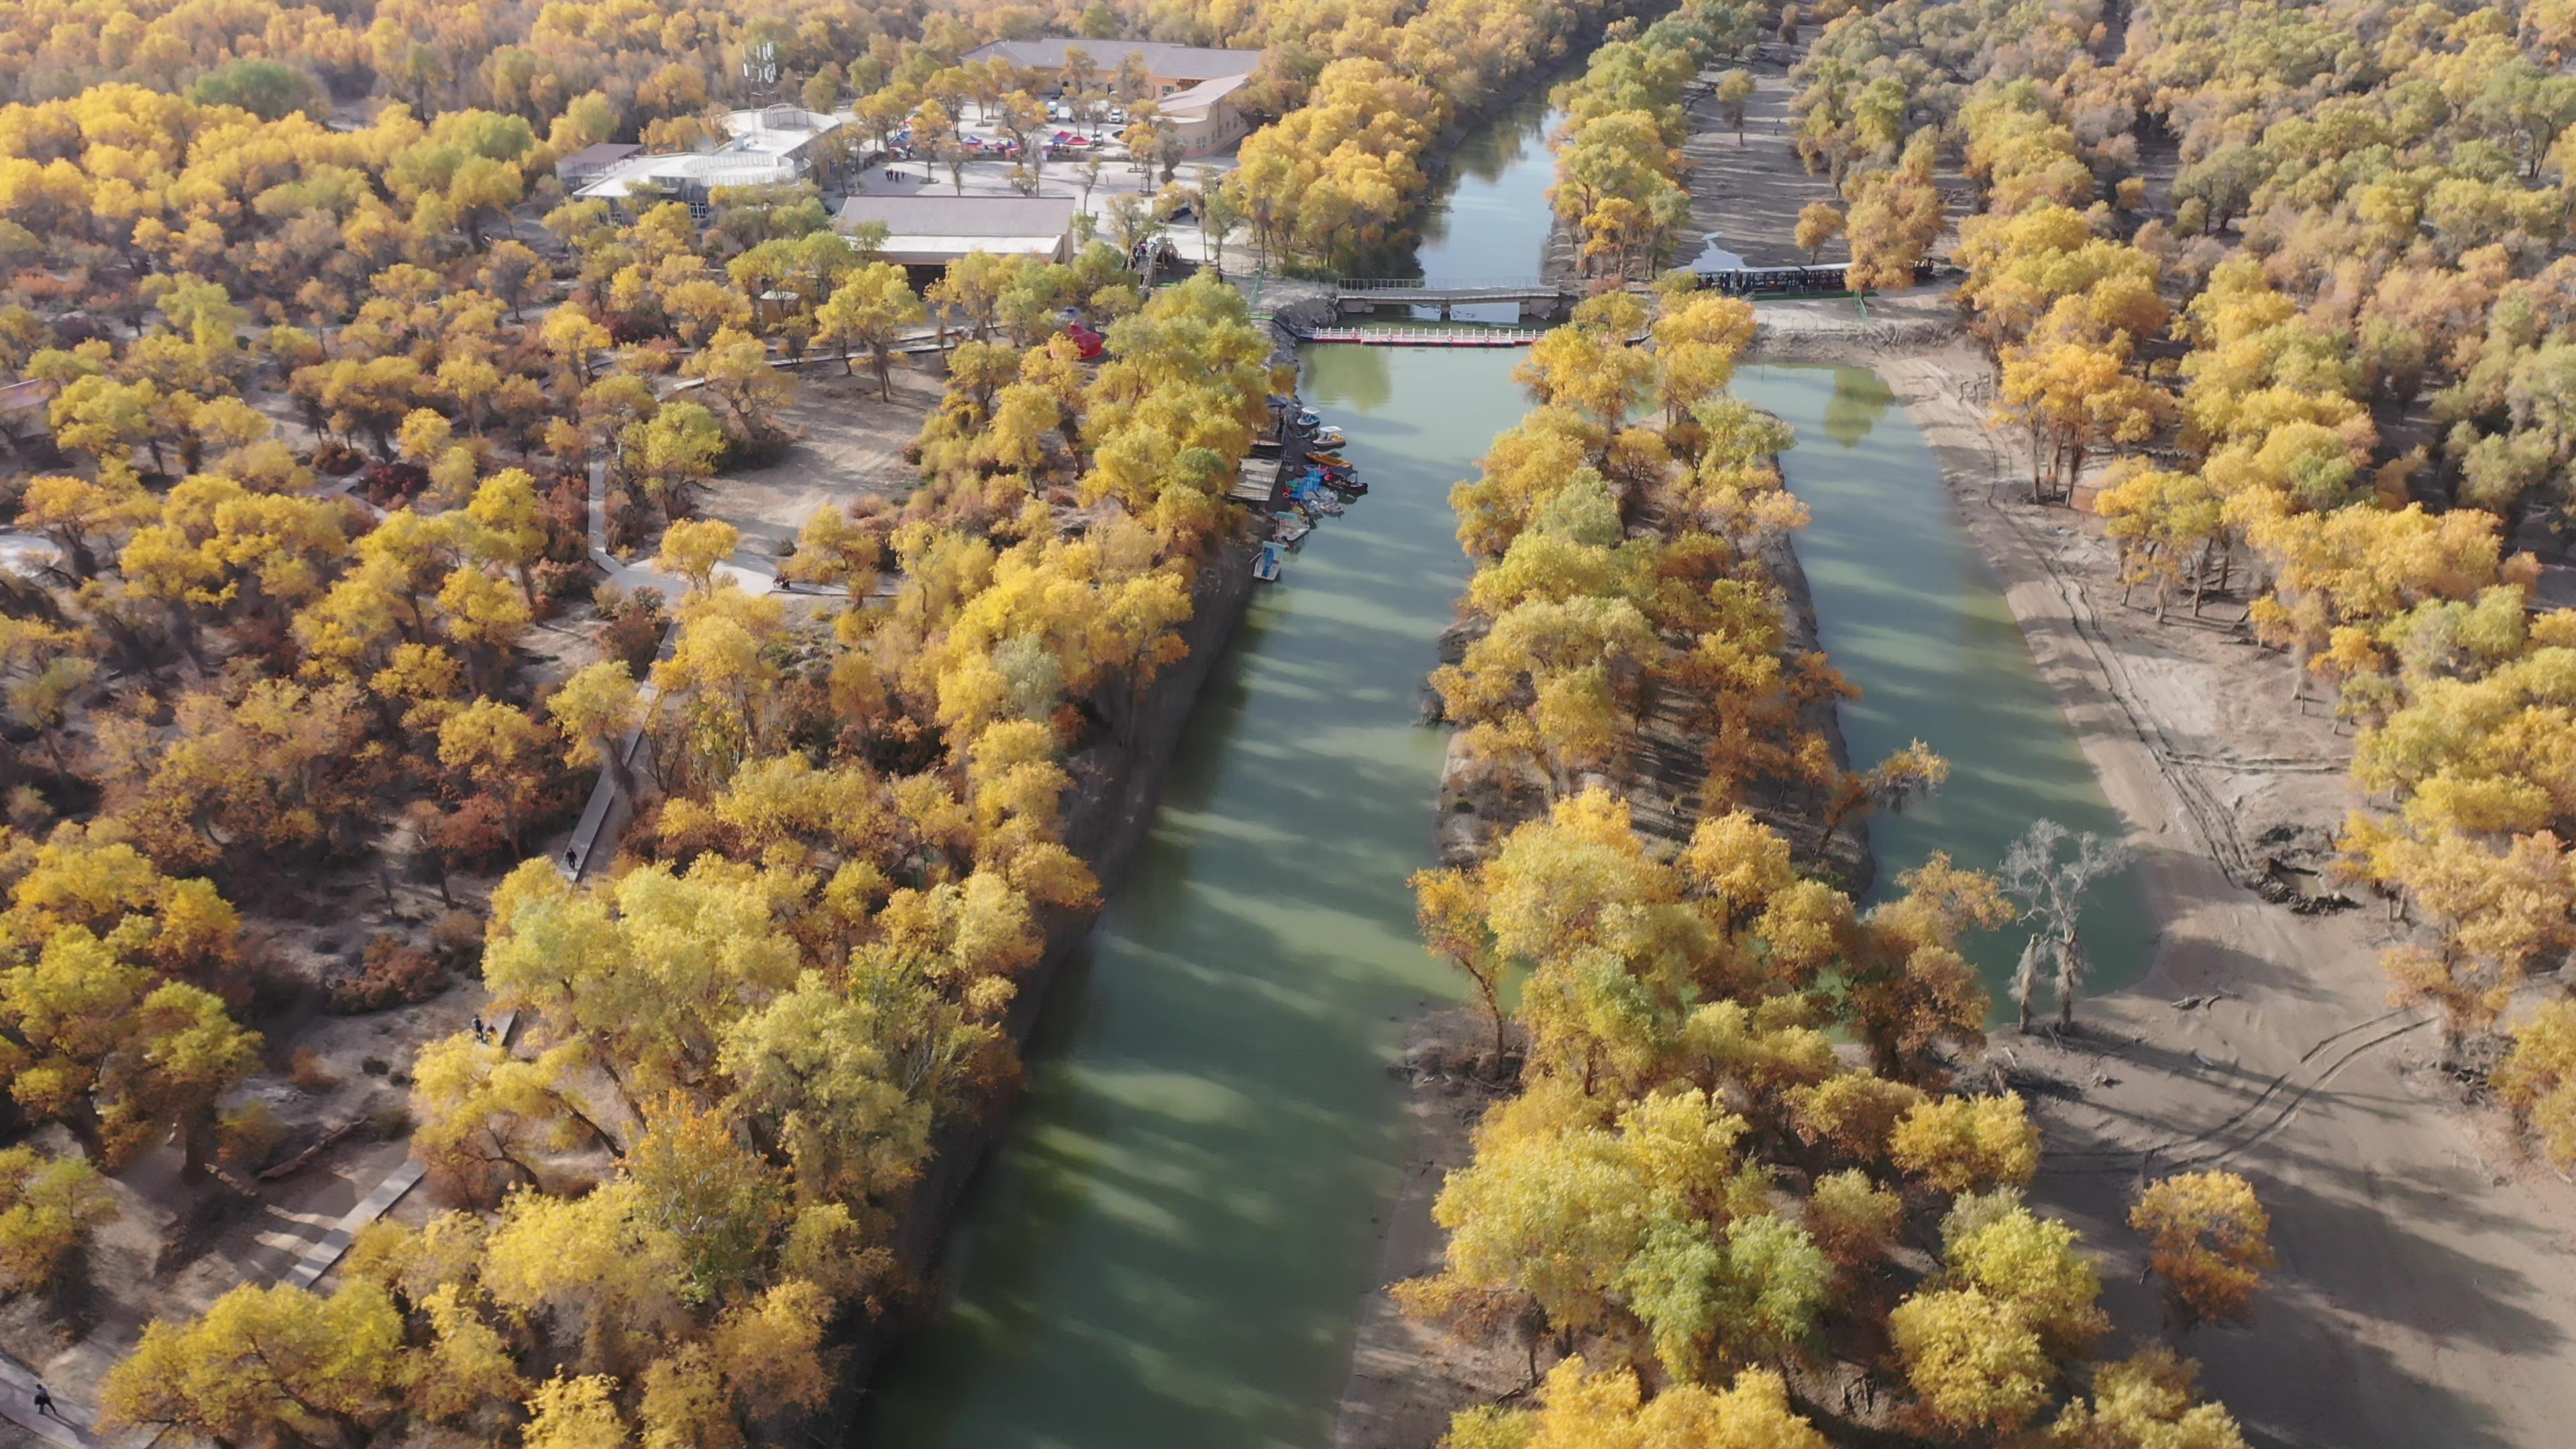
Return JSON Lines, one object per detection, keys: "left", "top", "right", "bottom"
{"left": 855, "top": 79, "right": 2139, "bottom": 1449}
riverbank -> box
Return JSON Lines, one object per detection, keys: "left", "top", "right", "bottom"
{"left": 1772, "top": 288, "right": 2576, "bottom": 1449}
{"left": 826, "top": 537, "right": 1259, "bottom": 1423}
{"left": 1676, "top": 41, "right": 1856, "bottom": 272}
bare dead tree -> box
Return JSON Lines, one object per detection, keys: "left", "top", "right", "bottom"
{"left": 2000, "top": 818, "right": 2131, "bottom": 1031}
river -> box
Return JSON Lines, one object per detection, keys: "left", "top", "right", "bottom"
{"left": 853, "top": 346, "right": 1519, "bottom": 1447}
{"left": 855, "top": 83, "right": 2138, "bottom": 1449}
{"left": 1735, "top": 366, "right": 2149, "bottom": 990}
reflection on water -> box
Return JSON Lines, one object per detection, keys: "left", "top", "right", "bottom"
{"left": 1686, "top": 232, "right": 1748, "bottom": 271}
{"left": 1736, "top": 364, "right": 2147, "bottom": 1006}
{"left": 852, "top": 352, "right": 1527, "bottom": 1448}
{"left": 1820, "top": 366, "right": 1896, "bottom": 449}
{"left": 1314, "top": 342, "right": 1393, "bottom": 411}
{"left": 1444, "top": 90, "right": 1548, "bottom": 190}
{"left": 1389, "top": 89, "right": 1558, "bottom": 281}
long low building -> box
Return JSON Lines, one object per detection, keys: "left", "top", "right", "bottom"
{"left": 833, "top": 195, "right": 1078, "bottom": 267}
{"left": 961, "top": 38, "right": 1263, "bottom": 99}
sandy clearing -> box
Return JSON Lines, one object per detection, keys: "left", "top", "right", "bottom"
{"left": 1680, "top": 50, "right": 1850, "bottom": 270}
{"left": 696, "top": 363, "right": 936, "bottom": 570}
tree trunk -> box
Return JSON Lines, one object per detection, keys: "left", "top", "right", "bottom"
{"left": 178, "top": 1110, "right": 217, "bottom": 1185}
{"left": 2055, "top": 932, "right": 2087, "bottom": 1030}
{"left": 2012, "top": 932, "right": 2044, "bottom": 1034}
{"left": 555, "top": 1093, "right": 624, "bottom": 1157}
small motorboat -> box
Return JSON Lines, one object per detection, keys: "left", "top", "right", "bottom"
{"left": 1273, "top": 519, "right": 1313, "bottom": 544}
{"left": 1310, "top": 427, "right": 1347, "bottom": 449}
{"left": 1304, "top": 492, "right": 1344, "bottom": 516}
{"left": 1307, "top": 451, "right": 1350, "bottom": 466}
{"left": 1254, "top": 542, "right": 1284, "bottom": 582}
{"left": 1318, "top": 472, "right": 1367, "bottom": 496}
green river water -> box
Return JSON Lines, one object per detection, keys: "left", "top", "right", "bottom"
{"left": 855, "top": 84, "right": 2140, "bottom": 1449}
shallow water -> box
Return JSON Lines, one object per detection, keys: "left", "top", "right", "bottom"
{"left": 1735, "top": 363, "right": 2147, "bottom": 1001}
{"left": 851, "top": 76, "right": 1571, "bottom": 1449}
{"left": 851, "top": 349, "right": 1521, "bottom": 1448}
{"left": 1686, "top": 232, "right": 1748, "bottom": 270}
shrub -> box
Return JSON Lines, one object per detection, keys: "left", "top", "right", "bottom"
{"left": 357, "top": 458, "right": 431, "bottom": 508}
{"left": 217, "top": 1103, "right": 288, "bottom": 1177}
{"left": 327, "top": 933, "right": 450, "bottom": 1016}
{"left": 309, "top": 439, "right": 365, "bottom": 475}
{"left": 288, "top": 1049, "right": 338, "bottom": 1093}
{"left": 598, "top": 587, "right": 669, "bottom": 675}
{"left": 0, "top": 1145, "right": 117, "bottom": 1293}
{"left": 533, "top": 557, "right": 593, "bottom": 609}
{"left": 426, "top": 909, "right": 486, "bottom": 966}
{"left": 370, "top": 1099, "right": 416, "bottom": 1141}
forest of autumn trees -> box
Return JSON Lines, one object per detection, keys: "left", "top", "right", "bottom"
{"left": 1403, "top": 298, "right": 2265, "bottom": 1445}
{"left": 1221, "top": 0, "right": 1673, "bottom": 270}
{"left": 7, "top": 0, "right": 2576, "bottom": 1441}
{"left": 1777, "top": 0, "right": 2576, "bottom": 1176}
{"left": 0, "top": 0, "right": 1314, "bottom": 1442}
{"left": 1548, "top": 3, "right": 1755, "bottom": 278}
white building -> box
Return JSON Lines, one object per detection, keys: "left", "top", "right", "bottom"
{"left": 833, "top": 195, "right": 1078, "bottom": 269}
{"left": 576, "top": 106, "right": 853, "bottom": 218}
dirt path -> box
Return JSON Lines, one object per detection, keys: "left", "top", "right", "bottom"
{"left": 1681, "top": 45, "right": 1844, "bottom": 269}
{"left": 1837, "top": 313, "right": 2576, "bottom": 1449}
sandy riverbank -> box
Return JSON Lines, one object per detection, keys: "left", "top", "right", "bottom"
{"left": 1799, "top": 291, "right": 2576, "bottom": 1449}
{"left": 1328, "top": 286, "right": 2576, "bottom": 1449}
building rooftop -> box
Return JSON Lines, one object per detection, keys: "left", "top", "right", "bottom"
{"left": 558, "top": 142, "right": 643, "bottom": 170}
{"left": 834, "top": 195, "right": 1078, "bottom": 237}
{"left": 961, "top": 38, "right": 1263, "bottom": 83}
{"left": 575, "top": 109, "right": 851, "bottom": 201}
{"left": 833, "top": 195, "right": 1079, "bottom": 264}
{"left": 1160, "top": 72, "right": 1251, "bottom": 117}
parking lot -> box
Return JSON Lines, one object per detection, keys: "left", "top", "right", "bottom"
{"left": 849, "top": 100, "right": 1243, "bottom": 265}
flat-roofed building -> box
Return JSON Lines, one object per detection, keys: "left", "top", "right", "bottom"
{"left": 833, "top": 195, "right": 1079, "bottom": 268}
{"left": 576, "top": 107, "right": 852, "bottom": 219}
{"left": 555, "top": 142, "right": 644, "bottom": 189}
{"left": 961, "top": 38, "right": 1263, "bottom": 99}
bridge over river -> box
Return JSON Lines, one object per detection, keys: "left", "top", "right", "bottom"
{"left": 1326, "top": 259, "right": 1910, "bottom": 321}
{"left": 1329, "top": 274, "right": 1568, "bottom": 320}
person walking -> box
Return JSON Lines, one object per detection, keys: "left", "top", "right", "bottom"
{"left": 31, "top": 1383, "right": 58, "bottom": 1421}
